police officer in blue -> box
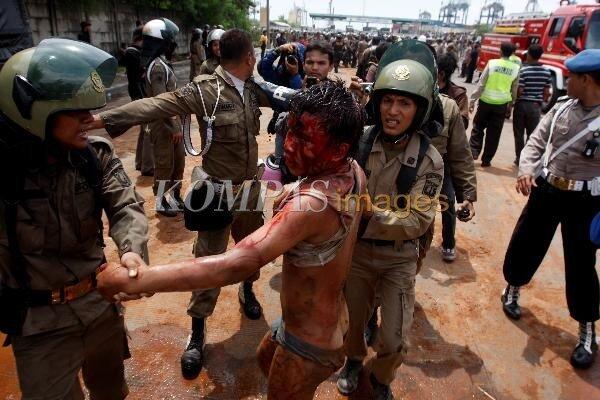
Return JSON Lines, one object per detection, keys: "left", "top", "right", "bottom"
{"left": 501, "top": 49, "right": 600, "bottom": 369}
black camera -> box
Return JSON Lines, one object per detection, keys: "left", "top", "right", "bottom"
{"left": 286, "top": 55, "right": 297, "bottom": 65}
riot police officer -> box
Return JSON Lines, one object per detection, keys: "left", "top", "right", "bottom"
{"left": 82, "top": 28, "right": 271, "bottom": 381}
{"left": 0, "top": 38, "right": 149, "bottom": 399}
{"left": 200, "top": 28, "right": 224, "bottom": 75}
{"left": 141, "top": 18, "right": 184, "bottom": 217}
{"left": 337, "top": 42, "right": 445, "bottom": 400}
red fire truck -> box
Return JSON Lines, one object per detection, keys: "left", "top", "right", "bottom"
{"left": 477, "top": 1, "right": 600, "bottom": 111}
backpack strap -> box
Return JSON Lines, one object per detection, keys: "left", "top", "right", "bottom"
{"left": 396, "top": 133, "right": 430, "bottom": 195}
{"left": 355, "top": 126, "right": 379, "bottom": 170}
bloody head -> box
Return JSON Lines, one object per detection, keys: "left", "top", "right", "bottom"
{"left": 284, "top": 81, "right": 365, "bottom": 177}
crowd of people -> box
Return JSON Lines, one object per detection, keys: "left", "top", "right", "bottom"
{"left": 0, "top": 17, "right": 599, "bottom": 400}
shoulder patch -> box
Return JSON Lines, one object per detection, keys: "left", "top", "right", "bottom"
{"left": 176, "top": 82, "right": 197, "bottom": 98}
{"left": 422, "top": 172, "right": 443, "bottom": 197}
{"left": 106, "top": 158, "right": 132, "bottom": 187}
{"left": 193, "top": 74, "right": 217, "bottom": 84}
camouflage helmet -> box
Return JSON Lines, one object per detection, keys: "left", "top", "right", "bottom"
{"left": 372, "top": 59, "right": 435, "bottom": 129}
{"left": 0, "top": 38, "right": 117, "bottom": 140}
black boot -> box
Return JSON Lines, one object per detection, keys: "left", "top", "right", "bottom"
{"left": 181, "top": 317, "right": 205, "bottom": 380}
{"left": 336, "top": 358, "right": 363, "bottom": 395}
{"left": 501, "top": 284, "right": 521, "bottom": 320}
{"left": 570, "top": 322, "right": 597, "bottom": 369}
{"left": 369, "top": 373, "right": 394, "bottom": 400}
{"left": 156, "top": 196, "right": 178, "bottom": 217}
{"left": 365, "top": 308, "right": 379, "bottom": 346}
{"left": 238, "top": 281, "right": 262, "bottom": 320}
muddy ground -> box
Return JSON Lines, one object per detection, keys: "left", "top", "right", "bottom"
{"left": 0, "top": 62, "right": 598, "bottom": 400}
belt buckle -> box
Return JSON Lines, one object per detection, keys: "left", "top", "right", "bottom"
{"left": 552, "top": 175, "right": 569, "bottom": 191}
{"left": 51, "top": 288, "right": 65, "bottom": 305}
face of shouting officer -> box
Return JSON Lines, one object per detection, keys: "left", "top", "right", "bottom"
{"left": 50, "top": 110, "right": 94, "bottom": 150}
{"left": 379, "top": 93, "right": 418, "bottom": 136}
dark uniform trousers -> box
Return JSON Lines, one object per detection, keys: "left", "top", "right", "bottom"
{"left": 441, "top": 162, "right": 457, "bottom": 249}
{"left": 11, "top": 305, "right": 128, "bottom": 400}
{"left": 469, "top": 100, "right": 508, "bottom": 163}
{"left": 513, "top": 100, "right": 542, "bottom": 163}
{"left": 503, "top": 178, "right": 600, "bottom": 322}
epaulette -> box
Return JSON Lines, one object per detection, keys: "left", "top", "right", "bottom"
{"left": 193, "top": 74, "right": 218, "bottom": 84}
{"left": 557, "top": 95, "right": 571, "bottom": 103}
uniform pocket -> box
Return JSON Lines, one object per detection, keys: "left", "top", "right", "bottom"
{"left": 212, "top": 112, "right": 242, "bottom": 142}
{"left": 15, "top": 199, "right": 49, "bottom": 254}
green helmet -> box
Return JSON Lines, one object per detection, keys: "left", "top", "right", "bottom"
{"left": 0, "top": 38, "right": 117, "bottom": 140}
{"left": 371, "top": 39, "right": 441, "bottom": 131}
{"left": 372, "top": 59, "right": 435, "bottom": 129}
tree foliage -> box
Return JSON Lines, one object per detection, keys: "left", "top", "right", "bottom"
{"left": 63, "top": 0, "right": 252, "bottom": 29}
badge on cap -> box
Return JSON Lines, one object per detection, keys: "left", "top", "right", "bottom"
{"left": 90, "top": 71, "right": 104, "bottom": 93}
{"left": 392, "top": 65, "right": 410, "bottom": 81}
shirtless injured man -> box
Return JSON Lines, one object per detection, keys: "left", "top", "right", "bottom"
{"left": 97, "top": 82, "right": 367, "bottom": 399}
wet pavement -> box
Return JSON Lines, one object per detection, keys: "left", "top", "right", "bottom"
{"left": 0, "top": 63, "right": 598, "bottom": 400}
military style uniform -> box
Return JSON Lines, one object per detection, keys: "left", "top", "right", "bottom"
{"left": 189, "top": 40, "right": 206, "bottom": 82}
{"left": 199, "top": 58, "right": 219, "bottom": 75}
{"left": 344, "top": 131, "right": 444, "bottom": 385}
{"left": 0, "top": 37, "right": 149, "bottom": 399}
{"left": 99, "top": 65, "right": 269, "bottom": 316}
{"left": 431, "top": 94, "right": 477, "bottom": 251}
{"left": 1, "top": 137, "right": 148, "bottom": 399}
{"left": 145, "top": 55, "right": 185, "bottom": 198}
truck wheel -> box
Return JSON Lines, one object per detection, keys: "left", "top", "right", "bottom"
{"left": 542, "top": 74, "right": 560, "bottom": 113}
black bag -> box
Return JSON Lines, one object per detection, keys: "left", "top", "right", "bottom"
{"left": 184, "top": 166, "right": 234, "bottom": 232}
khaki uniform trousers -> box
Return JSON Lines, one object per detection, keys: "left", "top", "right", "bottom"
{"left": 11, "top": 305, "right": 128, "bottom": 400}
{"left": 135, "top": 124, "right": 155, "bottom": 176}
{"left": 150, "top": 124, "right": 185, "bottom": 195}
{"left": 344, "top": 239, "right": 417, "bottom": 385}
{"left": 187, "top": 181, "right": 264, "bottom": 318}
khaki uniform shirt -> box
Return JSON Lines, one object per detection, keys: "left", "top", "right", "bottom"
{"left": 519, "top": 99, "right": 600, "bottom": 181}
{"left": 101, "top": 66, "right": 269, "bottom": 183}
{"left": 431, "top": 95, "right": 477, "bottom": 202}
{"left": 146, "top": 56, "right": 181, "bottom": 137}
{"left": 199, "top": 58, "right": 219, "bottom": 75}
{"left": 0, "top": 137, "right": 148, "bottom": 336}
{"left": 362, "top": 131, "right": 444, "bottom": 245}
{"left": 189, "top": 41, "right": 206, "bottom": 81}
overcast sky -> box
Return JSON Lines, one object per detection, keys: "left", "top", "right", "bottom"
{"left": 255, "top": 0, "right": 598, "bottom": 26}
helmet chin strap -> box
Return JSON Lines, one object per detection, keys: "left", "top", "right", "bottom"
{"left": 382, "top": 131, "right": 411, "bottom": 144}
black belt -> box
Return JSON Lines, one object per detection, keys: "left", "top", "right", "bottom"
{"left": 360, "top": 238, "right": 396, "bottom": 246}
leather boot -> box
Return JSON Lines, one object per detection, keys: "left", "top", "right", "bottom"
{"left": 181, "top": 317, "right": 205, "bottom": 380}
{"left": 501, "top": 284, "right": 521, "bottom": 320}
{"left": 238, "top": 281, "right": 262, "bottom": 320}
{"left": 370, "top": 373, "right": 394, "bottom": 400}
{"left": 336, "top": 358, "right": 362, "bottom": 395}
{"left": 570, "top": 322, "right": 597, "bottom": 369}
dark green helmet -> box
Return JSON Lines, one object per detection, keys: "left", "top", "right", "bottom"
{"left": 0, "top": 38, "right": 117, "bottom": 140}
{"left": 372, "top": 39, "right": 439, "bottom": 130}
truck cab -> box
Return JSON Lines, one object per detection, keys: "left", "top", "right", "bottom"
{"left": 478, "top": 2, "right": 599, "bottom": 111}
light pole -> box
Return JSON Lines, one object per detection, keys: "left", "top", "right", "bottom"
{"left": 266, "top": 0, "right": 270, "bottom": 48}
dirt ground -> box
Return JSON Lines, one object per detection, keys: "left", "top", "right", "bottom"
{"left": 0, "top": 64, "right": 598, "bottom": 400}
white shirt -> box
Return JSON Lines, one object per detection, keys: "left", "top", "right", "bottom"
{"left": 225, "top": 70, "right": 246, "bottom": 102}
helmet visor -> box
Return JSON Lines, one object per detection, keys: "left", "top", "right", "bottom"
{"left": 26, "top": 38, "right": 117, "bottom": 100}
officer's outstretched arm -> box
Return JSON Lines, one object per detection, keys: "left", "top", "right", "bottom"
{"left": 97, "top": 196, "right": 337, "bottom": 300}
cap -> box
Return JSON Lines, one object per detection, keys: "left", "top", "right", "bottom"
{"left": 565, "top": 49, "right": 600, "bottom": 73}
